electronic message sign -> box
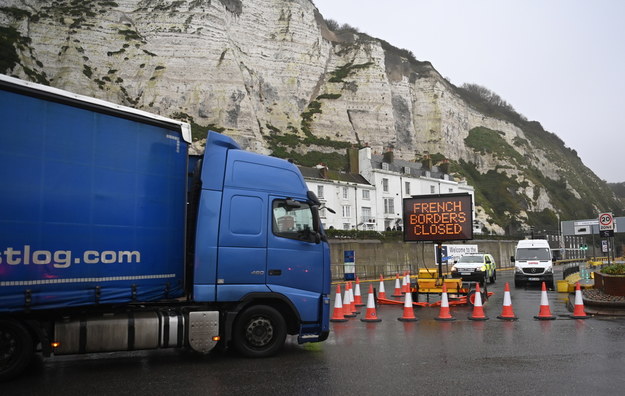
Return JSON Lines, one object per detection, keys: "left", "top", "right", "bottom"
{"left": 403, "top": 193, "right": 473, "bottom": 242}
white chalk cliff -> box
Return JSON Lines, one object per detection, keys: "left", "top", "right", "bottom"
{"left": 0, "top": 0, "right": 621, "bottom": 232}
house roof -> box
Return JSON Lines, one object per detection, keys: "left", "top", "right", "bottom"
{"left": 298, "top": 166, "right": 371, "bottom": 185}
{"left": 370, "top": 154, "right": 453, "bottom": 181}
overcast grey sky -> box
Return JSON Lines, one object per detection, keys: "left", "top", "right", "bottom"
{"left": 313, "top": 0, "right": 625, "bottom": 183}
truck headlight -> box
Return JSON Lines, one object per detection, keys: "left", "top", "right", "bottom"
{"left": 479, "top": 266, "right": 486, "bottom": 272}
{"left": 451, "top": 265, "right": 457, "bottom": 272}
{"left": 545, "top": 267, "right": 553, "bottom": 274}
{"left": 515, "top": 266, "right": 523, "bottom": 274}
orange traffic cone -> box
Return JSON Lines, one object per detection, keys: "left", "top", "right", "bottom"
{"left": 497, "top": 282, "right": 518, "bottom": 320}
{"left": 435, "top": 284, "right": 455, "bottom": 321}
{"left": 378, "top": 274, "right": 387, "bottom": 299}
{"left": 354, "top": 277, "right": 365, "bottom": 307}
{"left": 570, "top": 282, "right": 589, "bottom": 319}
{"left": 361, "top": 284, "right": 382, "bottom": 322}
{"left": 398, "top": 289, "right": 418, "bottom": 322}
{"left": 347, "top": 282, "right": 360, "bottom": 315}
{"left": 402, "top": 272, "right": 410, "bottom": 294}
{"left": 392, "top": 273, "right": 403, "bottom": 297}
{"left": 468, "top": 283, "right": 489, "bottom": 321}
{"left": 343, "top": 284, "right": 356, "bottom": 318}
{"left": 330, "top": 284, "right": 348, "bottom": 322}
{"left": 534, "top": 281, "right": 556, "bottom": 320}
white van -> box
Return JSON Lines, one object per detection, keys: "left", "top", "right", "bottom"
{"left": 511, "top": 239, "right": 554, "bottom": 289}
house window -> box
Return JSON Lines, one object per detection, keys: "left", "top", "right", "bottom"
{"left": 317, "top": 185, "right": 324, "bottom": 199}
{"left": 382, "top": 178, "right": 389, "bottom": 192}
{"left": 342, "top": 187, "right": 348, "bottom": 199}
{"left": 342, "top": 205, "right": 351, "bottom": 218}
{"left": 449, "top": 188, "right": 453, "bottom": 193}
{"left": 343, "top": 223, "right": 351, "bottom": 230}
{"left": 362, "top": 206, "right": 371, "bottom": 222}
{"left": 384, "top": 198, "right": 394, "bottom": 214}
{"left": 382, "top": 162, "right": 389, "bottom": 171}
{"left": 430, "top": 185, "right": 436, "bottom": 194}
{"left": 362, "top": 189, "right": 370, "bottom": 200}
{"left": 405, "top": 181, "right": 410, "bottom": 196}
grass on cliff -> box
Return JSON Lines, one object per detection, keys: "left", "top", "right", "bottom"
{"left": 465, "top": 127, "right": 524, "bottom": 164}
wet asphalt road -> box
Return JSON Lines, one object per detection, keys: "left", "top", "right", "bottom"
{"left": 5, "top": 269, "right": 625, "bottom": 395}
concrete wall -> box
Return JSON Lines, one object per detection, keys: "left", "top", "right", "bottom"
{"left": 330, "top": 239, "right": 519, "bottom": 281}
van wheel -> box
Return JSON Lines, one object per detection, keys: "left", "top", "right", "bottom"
{"left": 0, "top": 319, "right": 33, "bottom": 381}
{"left": 232, "top": 305, "right": 287, "bottom": 358}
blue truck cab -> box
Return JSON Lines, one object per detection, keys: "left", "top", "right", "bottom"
{"left": 0, "top": 74, "right": 330, "bottom": 380}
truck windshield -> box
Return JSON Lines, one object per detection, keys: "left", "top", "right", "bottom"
{"left": 517, "top": 248, "right": 551, "bottom": 260}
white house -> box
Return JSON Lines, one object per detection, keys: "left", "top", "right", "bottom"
{"left": 300, "top": 148, "right": 477, "bottom": 232}
{"left": 298, "top": 165, "right": 376, "bottom": 231}
{"left": 358, "top": 147, "right": 476, "bottom": 231}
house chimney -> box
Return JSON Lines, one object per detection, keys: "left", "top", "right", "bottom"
{"left": 439, "top": 159, "right": 450, "bottom": 174}
{"left": 382, "top": 148, "right": 394, "bottom": 164}
{"left": 421, "top": 154, "right": 432, "bottom": 170}
{"left": 347, "top": 148, "right": 359, "bottom": 173}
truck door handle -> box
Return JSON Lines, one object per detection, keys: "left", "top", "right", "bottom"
{"left": 268, "top": 269, "right": 282, "bottom": 276}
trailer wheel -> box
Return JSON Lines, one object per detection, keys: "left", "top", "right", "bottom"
{"left": 232, "top": 305, "right": 286, "bottom": 358}
{"left": 0, "top": 319, "right": 33, "bottom": 381}
{"left": 467, "top": 290, "right": 487, "bottom": 306}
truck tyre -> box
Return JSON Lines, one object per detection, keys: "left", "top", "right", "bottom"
{"left": 0, "top": 318, "right": 33, "bottom": 381}
{"left": 232, "top": 305, "right": 287, "bottom": 358}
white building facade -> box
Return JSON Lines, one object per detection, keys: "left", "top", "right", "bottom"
{"left": 301, "top": 148, "right": 477, "bottom": 232}
{"left": 299, "top": 165, "right": 376, "bottom": 231}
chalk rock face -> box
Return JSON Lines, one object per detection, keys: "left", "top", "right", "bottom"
{"left": 1, "top": 0, "right": 620, "bottom": 232}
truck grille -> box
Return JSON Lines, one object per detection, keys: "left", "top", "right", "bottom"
{"left": 522, "top": 267, "right": 545, "bottom": 275}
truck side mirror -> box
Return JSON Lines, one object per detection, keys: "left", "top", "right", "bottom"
{"left": 510, "top": 256, "right": 515, "bottom": 262}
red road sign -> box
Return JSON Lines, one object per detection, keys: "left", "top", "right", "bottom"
{"left": 599, "top": 212, "right": 614, "bottom": 231}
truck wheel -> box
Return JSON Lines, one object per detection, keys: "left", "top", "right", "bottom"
{"left": 232, "top": 305, "right": 286, "bottom": 358}
{"left": 0, "top": 319, "right": 33, "bottom": 381}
